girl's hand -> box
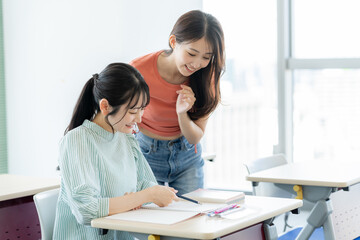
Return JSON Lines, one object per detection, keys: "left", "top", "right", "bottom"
{"left": 124, "top": 192, "right": 142, "bottom": 210}
{"left": 176, "top": 85, "right": 196, "bottom": 115}
{"left": 149, "top": 185, "right": 179, "bottom": 207}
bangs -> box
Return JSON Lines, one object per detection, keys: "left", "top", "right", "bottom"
{"left": 127, "top": 86, "right": 150, "bottom": 110}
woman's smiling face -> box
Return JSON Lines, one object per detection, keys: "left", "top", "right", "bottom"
{"left": 108, "top": 95, "right": 145, "bottom": 134}
{"left": 173, "top": 37, "right": 213, "bottom": 77}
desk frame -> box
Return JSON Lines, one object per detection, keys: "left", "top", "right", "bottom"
{"left": 131, "top": 222, "right": 266, "bottom": 240}
{"left": 0, "top": 195, "right": 41, "bottom": 239}
{"left": 275, "top": 183, "right": 336, "bottom": 240}
{"left": 0, "top": 174, "right": 60, "bottom": 239}
{"left": 246, "top": 161, "right": 360, "bottom": 240}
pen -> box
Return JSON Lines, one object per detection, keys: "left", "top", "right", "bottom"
{"left": 218, "top": 206, "right": 243, "bottom": 217}
{"left": 214, "top": 204, "right": 238, "bottom": 214}
{"left": 178, "top": 195, "right": 201, "bottom": 205}
{"left": 207, "top": 204, "right": 239, "bottom": 217}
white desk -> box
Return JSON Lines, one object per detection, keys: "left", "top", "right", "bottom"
{"left": 246, "top": 161, "right": 360, "bottom": 240}
{"left": 0, "top": 174, "right": 60, "bottom": 201}
{"left": 91, "top": 195, "right": 302, "bottom": 240}
{"left": 0, "top": 174, "right": 60, "bottom": 239}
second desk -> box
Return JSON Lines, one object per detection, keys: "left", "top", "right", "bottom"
{"left": 246, "top": 161, "right": 360, "bottom": 240}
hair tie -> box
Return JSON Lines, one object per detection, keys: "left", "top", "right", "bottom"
{"left": 92, "top": 73, "right": 99, "bottom": 80}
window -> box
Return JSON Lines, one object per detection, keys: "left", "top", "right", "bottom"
{"left": 289, "top": 0, "right": 360, "bottom": 163}
{"left": 293, "top": 69, "right": 360, "bottom": 162}
{"left": 203, "top": 0, "right": 360, "bottom": 191}
{"left": 202, "top": 0, "right": 278, "bottom": 190}
{"left": 293, "top": 0, "right": 360, "bottom": 58}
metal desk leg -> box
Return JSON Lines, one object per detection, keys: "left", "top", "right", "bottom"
{"left": 274, "top": 184, "right": 336, "bottom": 240}
{"left": 296, "top": 199, "right": 335, "bottom": 240}
{"left": 263, "top": 218, "right": 278, "bottom": 240}
{"left": 322, "top": 213, "right": 336, "bottom": 240}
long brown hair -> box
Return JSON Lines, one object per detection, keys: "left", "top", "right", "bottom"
{"left": 167, "top": 10, "right": 225, "bottom": 120}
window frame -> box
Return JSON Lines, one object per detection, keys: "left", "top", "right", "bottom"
{"left": 277, "top": 0, "right": 360, "bottom": 162}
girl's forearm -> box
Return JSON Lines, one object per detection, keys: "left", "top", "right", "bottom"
{"left": 108, "top": 188, "right": 152, "bottom": 215}
{"left": 178, "top": 113, "right": 204, "bottom": 144}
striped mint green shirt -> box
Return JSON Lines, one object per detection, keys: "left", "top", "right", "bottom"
{"left": 53, "top": 120, "right": 157, "bottom": 240}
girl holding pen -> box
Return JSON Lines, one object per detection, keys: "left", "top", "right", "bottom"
{"left": 53, "top": 63, "right": 179, "bottom": 240}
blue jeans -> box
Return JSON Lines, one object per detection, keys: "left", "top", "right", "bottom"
{"left": 135, "top": 132, "right": 204, "bottom": 196}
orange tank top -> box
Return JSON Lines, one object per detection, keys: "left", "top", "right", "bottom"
{"left": 130, "top": 51, "right": 188, "bottom": 137}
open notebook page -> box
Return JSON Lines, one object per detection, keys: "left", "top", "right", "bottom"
{"left": 105, "top": 201, "right": 228, "bottom": 225}
{"left": 106, "top": 208, "right": 199, "bottom": 225}
{"left": 142, "top": 200, "right": 227, "bottom": 212}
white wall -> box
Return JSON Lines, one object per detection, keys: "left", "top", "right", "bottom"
{"left": 3, "top": 0, "right": 202, "bottom": 177}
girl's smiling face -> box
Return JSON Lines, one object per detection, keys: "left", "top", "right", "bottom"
{"left": 172, "top": 36, "right": 213, "bottom": 77}
{"left": 107, "top": 95, "right": 145, "bottom": 134}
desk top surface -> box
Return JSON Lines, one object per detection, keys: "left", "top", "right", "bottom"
{"left": 246, "top": 161, "right": 360, "bottom": 187}
{"left": 0, "top": 174, "right": 60, "bottom": 201}
{"left": 91, "top": 195, "right": 302, "bottom": 239}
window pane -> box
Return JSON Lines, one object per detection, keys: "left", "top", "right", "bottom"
{"left": 293, "top": 69, "right": 360, "bottom": 163}
{"left": 293, "top": 0, "right": 360, "bottom": 58}
{"left": 203, "top": 0, "right": 278, "bottom": 191}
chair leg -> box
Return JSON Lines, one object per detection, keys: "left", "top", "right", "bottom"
{"left": 263, "top": 218, "right": 278, "bottom": 240}
{"left": 283, "top": 212, "right": 293, "bottom": 232}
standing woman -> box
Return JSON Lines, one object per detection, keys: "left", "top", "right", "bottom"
{"left": 130, "top": 10, "right": 225, "bottom": 195}
{"left": 53, "top": 63, "right": 178, "bottom": 240}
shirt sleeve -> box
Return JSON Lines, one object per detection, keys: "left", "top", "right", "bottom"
{"left": 127, "top": 134, "right": 157, "bottom": 191}
{"left": 58, "top": 129, "right": 109, "bottom": 225}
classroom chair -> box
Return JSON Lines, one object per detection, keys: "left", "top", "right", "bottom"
{"left": 244, "top": 153, "right": 290, "bottom": 197}
{"left": 33, "top": 188, "right": 60, "bottom": 240}
{"left": 244, "top": 154, "right": 324, "bottom": 240}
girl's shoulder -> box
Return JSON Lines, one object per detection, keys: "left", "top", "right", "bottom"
{"left": 130, "top": 50, "right": 163, "bottom": 68}
{"left": 60, "top": 125, "right": 89, "bottom": 146}
{"left": 124, "top": 133, "right": 142, "bottom": 159}
{"left": 124, "top": 133, "right": 137, "bottom": 146}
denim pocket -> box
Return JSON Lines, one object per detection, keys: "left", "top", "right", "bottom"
{"left": 182, "top": 137, "right": 201, "bottom": 153}
{"left": 183, "top": 140, "right": 194, "bottom": 151}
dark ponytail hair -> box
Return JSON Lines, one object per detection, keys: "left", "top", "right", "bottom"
{"left": 167, "top": 10, "right": 225, "bottom": 120}
{"left": 64, "top": 63, "right": 149, "bottom": 134}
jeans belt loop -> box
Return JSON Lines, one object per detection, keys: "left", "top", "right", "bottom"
{"left": 180, "top": 136, "right": 186, "bottom": 151}
{"left": 152, "top": 139, "right": 158, "bottom": 152}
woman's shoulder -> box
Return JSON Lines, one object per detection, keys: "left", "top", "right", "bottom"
{"left": 124, "top": 133, "right": 142, "bottom": 157}
{"left": 130, "top": 50, "right": 163, "bottom": 68}
{"left": 124, "top": 133, "right": 137, "bottom": 146}
{"left": 60, "top": 125, "right": 91, "bottom": 146}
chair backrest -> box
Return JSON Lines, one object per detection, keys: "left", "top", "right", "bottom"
{"left": 244, "top": 154, "right": 293, "bottom": 198}
{"left": 33, "top": 188, "right": 60, "bottom": 240}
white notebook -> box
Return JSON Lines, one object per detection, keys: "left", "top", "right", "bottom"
{"left": 106, "top": 200, "right": 227, "bottom": 225}
{"left": 183, "top": 188, "right": 245, "bottom": 204}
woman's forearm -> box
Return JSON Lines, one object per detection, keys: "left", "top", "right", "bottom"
{"left": 108, "top": 188, "right": 152, "bottom": 215}
{"left": 108, "top": 185, "right": 178, "bottom": 215}
{"left": 178, "top": 112, "right": 205, "bottom": 144}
